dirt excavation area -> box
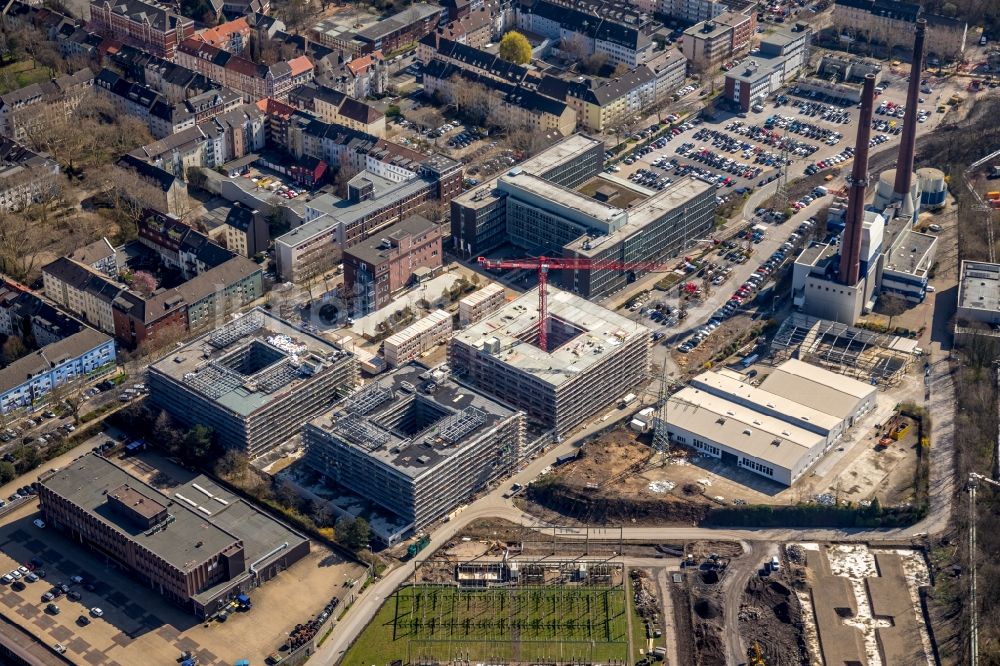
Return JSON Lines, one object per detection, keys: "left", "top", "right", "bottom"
{"left": 783, "top": 543, "right": 935, "bottom": 666}
{"left": 521, "top": 405, "right": 922, "bottom": 524}
{"left": 739, "top": 573, "right": 809, "bottom": 666}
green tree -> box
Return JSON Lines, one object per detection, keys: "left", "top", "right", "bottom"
{"left": 182, "top": 425, "right": 215, "bottom": 464}
{"left": 0, "top": 461, "right": 15, "bottom": 484}
{"left": 498, "top": 31, "right": 532, "bottom": 64}
{"left": 15, "top": 444, "right": 42, "bottom": 473}
{"left": 336, "top": 516, "right": 371, "bottom": 550}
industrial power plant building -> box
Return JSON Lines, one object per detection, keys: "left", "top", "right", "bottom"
{"left": 449, "top": 286, "right": 650, "bottom": 434}
{"left": 303, "top": 364, "right": 528, "bottom": 531}
{"left": 666, "top": 360, "right": 877, "bottom": 485}
{"left": 38, "top": 453, "right": 309, "bottom": 618}
{"left": 148, "top": 308, "right": 359, "bottom": 457}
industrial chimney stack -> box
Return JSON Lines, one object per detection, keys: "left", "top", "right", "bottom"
{"left": 839, "top": 73, "right": 877, "bottom": 286}
{"left": 893, "top": 18, "right": 927, "bottom": 200}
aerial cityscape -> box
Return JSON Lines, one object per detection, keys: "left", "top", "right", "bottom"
{"left": 0, "top": 0, "right": 994, "bottom": 662}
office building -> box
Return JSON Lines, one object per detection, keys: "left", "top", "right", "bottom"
{"left": 450, "top": 133, "right": 607, "bottom": 257}
{"left": 148, "top": 308, "right": 359, "bottom": 457}
{"left": 303, "top": 363, "right": 527, "bottom": 532}
{"left": 723, "top": 26, "right": 810, "bottom": 112}
{"left": 450, "top": 286, "right": 650, "bottom": 434}
{"left": 39, "top": 453, "right": 309, "bottom": 619}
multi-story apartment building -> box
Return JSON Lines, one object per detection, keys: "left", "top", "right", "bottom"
{"left": 148, "top": 309, "right": 359, "bottom": 456}
{"left": 286, "top": 83, "right": 386, "bottom": 136}
{"left": 38, "top": 454, "right": 309, "bottom": 618}
{"left": 422, "top": 59, "right": 577, "bottom": 135}
{"left": 194, "top": 16, "right": 251, "bottom": 54}
{"left": 515, "top": 0, "right": 652, "bottom": 67}
{"left": 0, "top": 68, "right": 93, "bottom": 144}
{"left": 0, "top": 328, "right": 116, "bottom": 414}
{"left": 176, "top": 38, "right": 315, "bottom": 101}
{"left": 0, "top": 285, "right": 117, "bottom": 414}
{"left": 223, "top": 202, "right": 269, "bottom": 258}
{"left": 310, "top": 4, "right": 443, "bottom": 55}
{"left": 343, "top": 215, "right": 442, "bottom": 314}
{"left": 832, "top": 0, "right": 967, "bottom": 62}
{"left": 303, "top": 364, "right": 528, "bottom": 535}
{"left": 682, "top": 19, "right": 729, "bottom": 71}
{"left": 42, "top": 215, "right": 264, "bottom": 348}
{"left": 450, "top": 287, "right": 650, "bottom": 434}
{"left": 88, "top": 0, "right": 194, "bottom": 58}
{"left": 0, "top": 137, "right": 60, "bottom": 212}
{"left": 658, "top": 0, "right": 753, "bottom": 25}
{"left": 111, "top": 46, "right": 220, "bottom": 105}
{"left": 549, "top": 56, "right": 683, "bottom": 132}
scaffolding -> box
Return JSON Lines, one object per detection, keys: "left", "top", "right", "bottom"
{"left": 336, "top": 414, "right": 390, "bottom": 450}
{"left": 208, "top": 311, "right": 265, "bottom": 350}
{"left": 183, "top": 363, "right": 244, "bottom": 399}
{"left": 438, "top": 407, "right": 488, "bottom": 444}
{"left": 770, "top": 313, "right": 912, "bottom": 386}
{"left": 254, "top": 361, "right": 302, "bottom": 393}
{"left": 346, "top": 384, "right": 395, "bottom": 415}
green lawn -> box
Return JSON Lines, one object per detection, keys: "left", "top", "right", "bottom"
{"left": 0, "top": 60, "right": 52, "bottom": 95}
{"left": 344, "top": 584, "right": 630, "bottom": 665}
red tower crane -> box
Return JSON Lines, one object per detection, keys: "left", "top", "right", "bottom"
{"left": 477, "top": 256, "right": 675, "bottom": 352}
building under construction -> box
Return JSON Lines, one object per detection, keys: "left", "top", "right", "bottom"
{"left": 302, "top": 364, "right": 527, "bottom": 532}
{"left": 770, "top": 312, "right": 916, "bottom": 386}
{"left": 148, "top": 308, "right": 359, "bottom": 457}
{"left": 449, "top": 286, "right": 650, "bottom": 434}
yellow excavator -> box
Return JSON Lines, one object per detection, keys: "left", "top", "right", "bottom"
{"left": 747, "top": 642, "right": 767, "bottom": 666}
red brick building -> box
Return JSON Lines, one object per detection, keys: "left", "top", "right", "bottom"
{"left": 343, "top": 214, "right": 442, "bottom": 313}
{"left": 88, "top": 0, "right": 194, "bottom": 58}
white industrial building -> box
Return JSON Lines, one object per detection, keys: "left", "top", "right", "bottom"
{"left": 667, "top": 360, "right": 877, "bottom": 485}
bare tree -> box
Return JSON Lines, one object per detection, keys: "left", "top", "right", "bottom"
{"left": 0, "top": 210, "right": 47, "bottom": 280}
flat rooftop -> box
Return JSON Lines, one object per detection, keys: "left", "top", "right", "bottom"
{"left": 307, "top": 364, "right": 518, "bottom": 479}
{"left": 278, "top": 175, "right": 431, "bottom": 248}
{"left": 883, "top": 227, "right": 936, "bottom": 278}
{"left": 452, "top": 134, "right": 604, "bottom": 212}
{"left": 758, "top": 358, "right": 875, "bottom": 420}
{"left": 42, "top": 454, "right": 307, "bottom": 577}
{"left": 565, "top": 177, "right": 713, "bottom": 257}
{"left": 690, "top": 369, "right": 842, "bottom": 432}
{"left": 500, "top": 171, "right": 626, "bottom": 229}
{"left": 795, "top": 242, "right": 838, "bottom": 269}
{"left": 452, "top": 286, "right": 649, "bottom": 388}
{"left": 958, "top": 260, "right": 1000, "bottom": 313}
{"left": 149, "top": 308, "right": 352, "bottom": 417}
{"left": 668, "top": 387, "right": 824, "bottom": 470}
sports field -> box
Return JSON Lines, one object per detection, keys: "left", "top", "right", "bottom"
{"left": 344, "top": 584, "right": 630, "bottom": 664}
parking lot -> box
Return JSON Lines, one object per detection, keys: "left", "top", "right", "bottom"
{"left": 0, "top": 459, "right": 365, "bottom": 666}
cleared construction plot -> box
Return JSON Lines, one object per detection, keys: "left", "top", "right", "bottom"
{"left": 790, "top": 543, "right": 935, "bottom": 666}
{"left": 345, "top": 564, "right": 630, "bottom": 665}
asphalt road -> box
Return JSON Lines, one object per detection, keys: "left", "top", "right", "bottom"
{"left": 312, "top": 348, "right": 956, "bottom": 665}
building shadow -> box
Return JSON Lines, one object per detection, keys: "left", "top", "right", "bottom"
{"left": 0, "top": 513, "right": 200, "bottom": 642}
{"left": 680, "top": 454, "right": 787, "bottom": 499}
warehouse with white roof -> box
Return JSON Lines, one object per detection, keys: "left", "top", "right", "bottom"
{"left": 667, "top": 359, "right": 878, "bottom": 485}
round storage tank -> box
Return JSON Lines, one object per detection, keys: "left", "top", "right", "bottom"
{"left": 918, "top": 167, "right": 947, "bottom": 210}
